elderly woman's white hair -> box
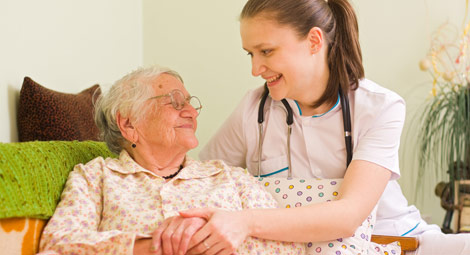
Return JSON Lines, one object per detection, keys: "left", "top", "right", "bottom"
{"left": 94, "top": 65, "right": 183, "bottom": 154}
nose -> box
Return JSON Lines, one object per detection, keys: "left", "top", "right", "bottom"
{"left": 251, "top": 56, "right": 266, "bottom": 77}
{"left": 180, "top": 102, "right": 199, "bottom": 118}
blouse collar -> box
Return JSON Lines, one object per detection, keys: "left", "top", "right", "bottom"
{"left": 106, "top": 150, "right": 223, "bottom": 180}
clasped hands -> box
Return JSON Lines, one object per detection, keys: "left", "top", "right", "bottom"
{"left": 134, "top": 208, "right": 249, "bottom": 255}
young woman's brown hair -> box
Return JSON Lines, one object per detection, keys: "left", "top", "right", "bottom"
{"left": 241, "top": 0, "right": 364, "bottom": 108}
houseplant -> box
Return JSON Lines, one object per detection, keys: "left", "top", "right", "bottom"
{"left": 418, "top": 20, "right": 470, "bottom": 232}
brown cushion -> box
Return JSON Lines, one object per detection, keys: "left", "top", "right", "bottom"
{"left": 17, "top": 77, "right": 101, "bottom": 141}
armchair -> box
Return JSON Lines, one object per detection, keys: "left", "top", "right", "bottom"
{"left": 0, "top": 141, "right": 418, "bottom": 254}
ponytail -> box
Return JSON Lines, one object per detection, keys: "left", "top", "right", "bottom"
{"left": 324, "top": 0, "right": 363, "bottom": 106}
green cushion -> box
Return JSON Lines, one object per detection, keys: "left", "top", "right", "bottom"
{"left": 0, "top": 141, "right": 116, "bottom": 219}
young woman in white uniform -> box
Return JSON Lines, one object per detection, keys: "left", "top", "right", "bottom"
{"left": 188, "top": 0, "right": 470, "bottom": 254}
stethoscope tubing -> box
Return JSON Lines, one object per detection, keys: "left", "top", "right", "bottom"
{"left": 339, "top": 86, "right": 353, "bottom": 167}
{"left": 257, "top": 83, "right": 353, "bottom": 178}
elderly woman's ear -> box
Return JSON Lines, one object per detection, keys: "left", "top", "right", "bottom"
{"left": 116, "top": 111, "right": 138, "bottom": 145}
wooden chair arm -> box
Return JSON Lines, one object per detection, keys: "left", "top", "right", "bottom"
{"left": 371, "top": 235, "right": 419, "bottom": 255}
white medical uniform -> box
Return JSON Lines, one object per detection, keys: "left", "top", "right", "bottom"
{"left": 200, "top": 79, "right": 470, "bottom": 254}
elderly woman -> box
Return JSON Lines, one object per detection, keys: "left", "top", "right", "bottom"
{"left": 38, "top": 66, "right": 304, "bottom": 255}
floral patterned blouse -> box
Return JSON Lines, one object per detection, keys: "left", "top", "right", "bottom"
{"left": 39, "top": 150, "right": 305, "bottom": 254}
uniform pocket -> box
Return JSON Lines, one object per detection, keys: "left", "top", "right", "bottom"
{"left": 249, "top": 155, "right": 289, "bottom": 177}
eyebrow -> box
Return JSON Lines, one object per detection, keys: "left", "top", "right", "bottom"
{"left": 243, "top": 43, "right": 273, "bottom": 52}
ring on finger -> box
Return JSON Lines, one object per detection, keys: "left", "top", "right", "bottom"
{"left": 203, "top": 240, "right": 210, "bottom": 250}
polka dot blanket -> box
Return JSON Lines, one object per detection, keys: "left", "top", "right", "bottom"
{"left": 258, "top": 177, "right": 401, "bottom": 255}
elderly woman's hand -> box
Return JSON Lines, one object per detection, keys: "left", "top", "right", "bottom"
{"left": 151, "top": 215, "right": 207, "bottom": 255}
{"left": 134, "top": 238, "right": 161, "bottom": 255}
{"left": 181, "top": 208, "right": 249, "bottom": 255}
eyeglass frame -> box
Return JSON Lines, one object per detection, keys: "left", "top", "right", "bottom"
{"left": 147, "top": 89, "right": 202, "bottom": 115}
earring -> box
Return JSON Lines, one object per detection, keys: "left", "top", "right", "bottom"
{"left": 132, "top": 143, "right": 136, "bottom": 148}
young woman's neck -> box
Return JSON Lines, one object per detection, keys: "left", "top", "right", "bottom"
{"left": 294, "top": 45, "right": 333, "bottom": 116}
{"left": 295, "top": 65, "right": 331, "bottom": 116}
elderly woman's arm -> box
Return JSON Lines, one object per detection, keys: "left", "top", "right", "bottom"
{"left": 39, "top": 160, "right": 151, "bottom": 255}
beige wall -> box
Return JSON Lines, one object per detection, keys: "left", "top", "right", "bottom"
{"left": 0, "top": 0, "right": 143, "bottom": 142}
{"left": 143, "top": 0, "right": 467, "bottom": 225}
{"left": 356, "top": 0, "right": 465, "bottom": 225}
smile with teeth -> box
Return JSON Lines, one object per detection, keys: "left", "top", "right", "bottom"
{"left": 266, "top": 74, "right": 282, "bottom": 83}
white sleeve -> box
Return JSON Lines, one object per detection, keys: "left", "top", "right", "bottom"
{"left": 352, "top": 93, "right": 406, "bottom": 179}
{"left": 200, "top": 88, "right": 261, "bottom": 168}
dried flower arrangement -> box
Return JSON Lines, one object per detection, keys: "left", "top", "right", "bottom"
{"left": 417, "top": 19, "right": 470, "bottom": 182}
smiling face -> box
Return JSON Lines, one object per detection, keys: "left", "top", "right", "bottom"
{"left": 240, "top": 15, "right": 328, "bottom": 103}
{"left": 135, "top": 73, "right": 199, "bottom": 153}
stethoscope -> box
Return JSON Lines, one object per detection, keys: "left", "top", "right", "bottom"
{"left": 257, "top": 83, "right": 353, "bottom": 179}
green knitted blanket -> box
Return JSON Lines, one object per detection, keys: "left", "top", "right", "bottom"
{"left": 0, "top": 141, "right": 116, "bottom": 219}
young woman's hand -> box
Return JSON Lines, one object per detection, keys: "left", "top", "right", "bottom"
{"left": 180, "top": 208, "right": 249, "bottom": 255}
{"left": 151, "top": 215, "right": 207, "bottom": 255}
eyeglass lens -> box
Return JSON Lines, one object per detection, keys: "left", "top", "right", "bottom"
{"left": 170, "top": 90, "right": 202, "bottom": 113}
{"left": 170, "top": 90, "right": 185, "bottom": 110}
{"left": 189, "top": 97, "right": 202, "bottom": 113}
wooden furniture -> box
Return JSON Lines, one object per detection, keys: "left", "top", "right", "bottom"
{"left": 372, "top": 235, "right": 419, "bottom": 255}
{"left": 454, "top": 180, "right": 470, "bottom": 233}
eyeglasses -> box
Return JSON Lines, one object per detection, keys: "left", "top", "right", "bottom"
{"left": 148, "top": 89, "right": 202, "bottom": 115}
